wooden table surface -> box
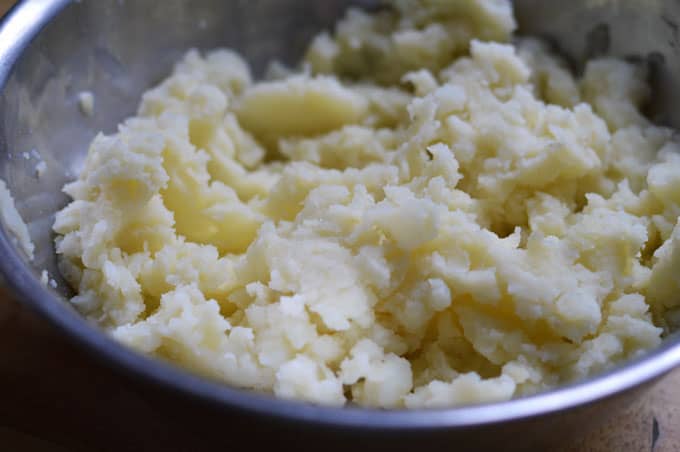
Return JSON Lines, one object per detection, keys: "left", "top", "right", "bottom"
{"left": 1, "top": 0, "right": 679, "bottom": 450}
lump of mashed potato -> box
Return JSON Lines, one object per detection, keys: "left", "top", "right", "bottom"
{"left": 54, "top": 0, "right": 680, "bottom": 408}
{"left": 1, "top": 179, "right": 34, "bottom": 260}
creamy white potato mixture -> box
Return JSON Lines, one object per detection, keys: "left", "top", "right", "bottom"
{"left": 0, "top": 180, "right": 34, "bottom": 260}
{"left": 52, "top": 0, "right": 680, "bottom": 408}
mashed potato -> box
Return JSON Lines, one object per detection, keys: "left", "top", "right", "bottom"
{"left": 1, "top": 179, "right": 34, "bottom": 260}
{"left": 54, "top": 0, "right": 680, "bottom": 408}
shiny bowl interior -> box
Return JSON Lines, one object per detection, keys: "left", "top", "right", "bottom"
{"left": 1, "top": 0, "right": 680, "bottom": 433}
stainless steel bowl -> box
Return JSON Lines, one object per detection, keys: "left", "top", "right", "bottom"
{"left": 1, "top": 1, "right": 680, "bottom": 449}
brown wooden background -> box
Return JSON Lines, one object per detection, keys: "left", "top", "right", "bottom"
{"left": 0, "top": 0, "right": 679, "bottom": 450}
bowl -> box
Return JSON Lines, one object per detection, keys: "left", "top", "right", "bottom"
{"left": 1, "top": 0, "right": 680, "bottom": 450}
